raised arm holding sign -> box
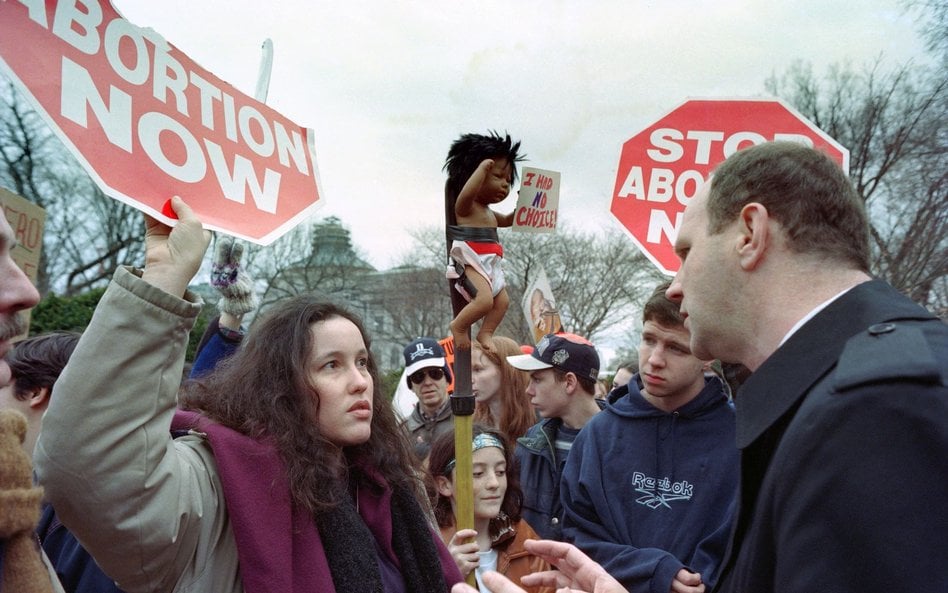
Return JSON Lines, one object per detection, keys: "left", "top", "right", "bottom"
{"left": 34, "top": 198, "right": 464, "bottom": 592}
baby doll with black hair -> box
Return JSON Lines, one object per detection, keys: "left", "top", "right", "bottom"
{"left": 443, "top": 132, "right": 524, "bottom": 351}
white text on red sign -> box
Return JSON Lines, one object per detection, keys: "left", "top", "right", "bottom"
{"left": 616, "top": 129, "right": 815, "bottom": 245}
{"left": 22, "top": 0, "right": 314, "bottom": 214}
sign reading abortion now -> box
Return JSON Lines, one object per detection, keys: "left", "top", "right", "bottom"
{"left": 0, "top": 0, "right": 324, "bottom": 244}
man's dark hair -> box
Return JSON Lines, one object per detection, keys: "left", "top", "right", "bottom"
{"left": 642, "top": 280, "right": 684, "bottom": 328}
{"left": 6, "top": 331, "right": 81, "bottom": 400}
{"left": 707, "top": 141, "right": 870, "bottom": 272}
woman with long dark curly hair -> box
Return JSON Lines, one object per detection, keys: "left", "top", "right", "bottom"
{"left": 179, "top": 295, "right": 461, "bottom": 590}
{"left": 34, "top": 199, "right": 461, "bottom": 593}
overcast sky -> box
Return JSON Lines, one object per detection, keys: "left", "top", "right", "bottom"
{"left": 115, "top": 0, "right": 930, "bottom": 271}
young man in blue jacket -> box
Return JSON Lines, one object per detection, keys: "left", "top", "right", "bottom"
{"left": 561, "top": 282, "right": 738, "bottom": 593}
{"left": 507, "top": 332, "right": 604, "bottom": 541}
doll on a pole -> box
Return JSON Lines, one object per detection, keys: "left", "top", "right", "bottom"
{"left": 444, "top": 132, "right": 524, "bottom": 351}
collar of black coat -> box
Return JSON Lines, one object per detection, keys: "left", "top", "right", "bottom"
{"left": 733, "top": 279, "right": 937, "bottom": 449}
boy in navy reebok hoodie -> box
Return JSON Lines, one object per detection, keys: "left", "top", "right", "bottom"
{"left": 561, "top": 281, "right": 738, "bottom": 593}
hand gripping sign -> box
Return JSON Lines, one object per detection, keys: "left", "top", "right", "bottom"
{"left": 0, "top": 0, "right": 324, "bottom": 245}
{"left": 610, "top": 98, "right": 848, "bottom": 275}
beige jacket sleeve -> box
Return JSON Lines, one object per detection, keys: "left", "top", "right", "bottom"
{"left": 33, "top": 267, "right": 241, "bottom": 593}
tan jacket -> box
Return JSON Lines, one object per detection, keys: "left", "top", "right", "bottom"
{"left": 441, "top": 519, "right": 554, "bottom": 593}
{"left": 34, "top": 267, "right": 243, "bottom": 593}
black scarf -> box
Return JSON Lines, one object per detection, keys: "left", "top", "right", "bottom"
{"left": 315, "top": 481, "right": 448, "bottom": 593}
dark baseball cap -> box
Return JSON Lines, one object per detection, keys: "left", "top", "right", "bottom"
{"left": 403, "top": 337, "right": 449, "bottom": 376}
{"left": 506, "top": 333, "right": 599, "bottom": 381}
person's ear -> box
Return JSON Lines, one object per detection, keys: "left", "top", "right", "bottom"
{"left": 27, "top": 387, "right": 51, "bottom": 411}
{"left": 563, "top": 372, "right": 578, "bottom": 395}
{"left": 435, "top": 475, "right": 455, "bottom": 498}
{"left": 736, "top": 202, "right": 771, "bottom": 270}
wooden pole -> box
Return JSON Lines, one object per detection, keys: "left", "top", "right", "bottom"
{"left": 450, "top": 339, "right": 476, "bottom": 587}
{"left": 446, "top": 197, "right": 477, "bottom": 587}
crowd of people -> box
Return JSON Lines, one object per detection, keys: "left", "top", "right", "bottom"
{"left": 0, "top": 142, "right": 945, "bottom": 593}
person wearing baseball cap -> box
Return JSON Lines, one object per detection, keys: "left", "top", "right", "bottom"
{"left": 400, "top": 337, "right": 455, "bottom": 447}
{"left": 506, "top": 332, "right": 604, "bottom": 541}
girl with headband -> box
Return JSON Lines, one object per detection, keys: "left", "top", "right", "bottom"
{"left": 428, "top": 424, "right": 553, "bottom": 593}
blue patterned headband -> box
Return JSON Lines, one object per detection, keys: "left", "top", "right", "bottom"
{"left": 444, "top": 433, "right": 505, "bottom": 474}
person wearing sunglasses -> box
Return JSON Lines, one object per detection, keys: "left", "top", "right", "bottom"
{"left": 401, "top": 337, "right": 455, "bottom": 447}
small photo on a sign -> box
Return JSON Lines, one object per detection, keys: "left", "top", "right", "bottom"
{"left": 521, "top": 266, "right": 563, "bottom": 343}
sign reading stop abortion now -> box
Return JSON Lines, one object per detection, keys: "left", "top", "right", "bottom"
{"left": 0, "top": 0, "right": 324, "bottom": 244}
{"left": 610, "top": 98, "right": 849, "bottom": 275}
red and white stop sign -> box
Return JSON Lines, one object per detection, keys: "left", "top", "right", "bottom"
{"left": 610, "top": 98, "right": 848, "bottom": 275}
{"left": 0, "top": 0, "right": 323, "bottom": 245}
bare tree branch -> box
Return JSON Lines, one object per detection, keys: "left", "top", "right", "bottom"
{"left": 766, "top": 57, "right": 947, "bottom": 309}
